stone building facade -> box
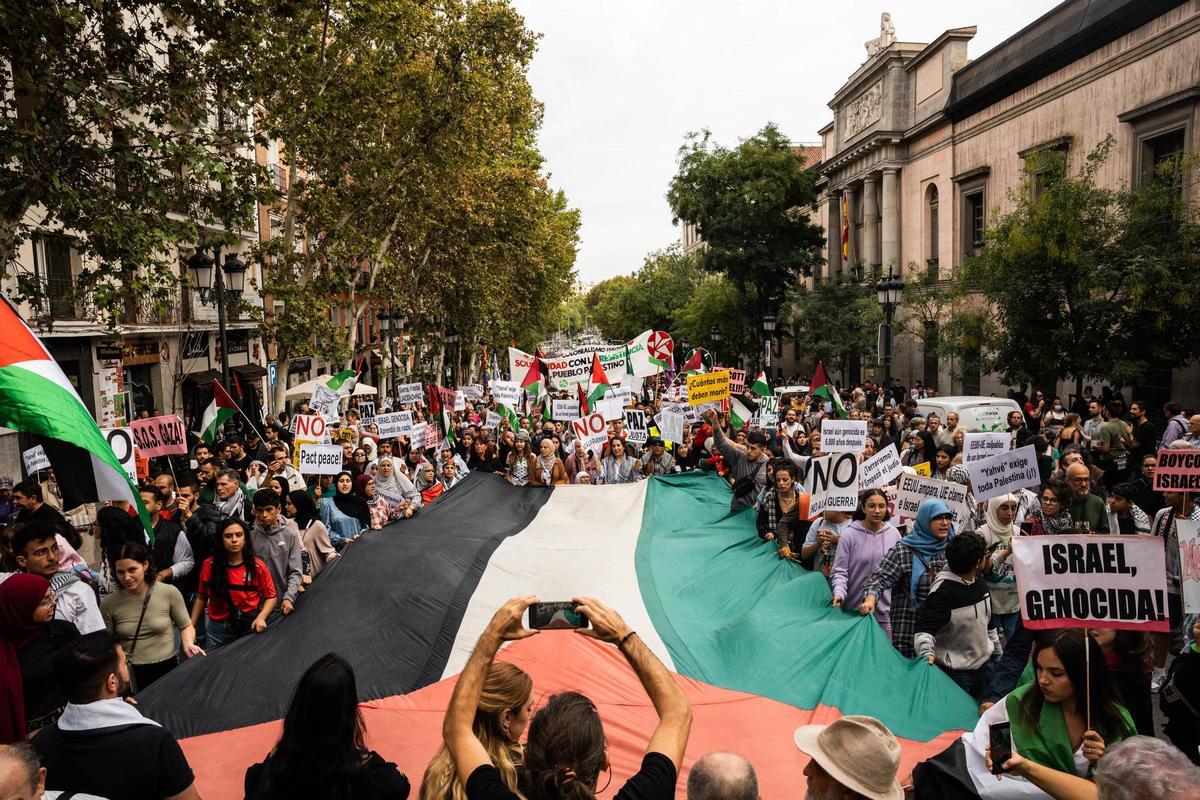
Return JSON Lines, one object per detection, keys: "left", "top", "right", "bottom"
{"left": 814, "top": 0, "right": 1200, "bottom": 407}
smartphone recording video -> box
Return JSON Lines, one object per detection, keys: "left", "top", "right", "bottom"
{"left": 528, "top": 601, "right": 589, "bottom": 630}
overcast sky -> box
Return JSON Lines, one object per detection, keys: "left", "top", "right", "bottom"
{"left": 513, "top": 0, "right": 1053, "bottom": 284}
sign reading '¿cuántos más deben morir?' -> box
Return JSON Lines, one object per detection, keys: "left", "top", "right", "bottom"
{"left": 1012, "top": 534, "right": 1169, "bottom": 632}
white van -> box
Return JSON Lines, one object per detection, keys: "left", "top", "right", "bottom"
{"left": 916, "top": 396, "right": 1022, "bottom": 433}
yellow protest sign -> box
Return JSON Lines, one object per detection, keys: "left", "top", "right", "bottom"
{"left": 914, "top": 461, "right": 932, "bottom": 477}
{"left": 686, "top": 370, "right": 731, "bottom": 406}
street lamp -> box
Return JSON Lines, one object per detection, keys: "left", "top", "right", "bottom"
{"left": 875, "top": 271, "right": 905, "bottom": 385}
{"left": 761, "top": 313, "right": 777, "bottom": 372}
{"left": 187, "top": 246, "right": 246, "bottom": 391}
{"left": 678, "top": 337, "right": 690, "bottom": 371}
{"left": 710, "top": 326, "right": 722, "bottom": 365}
{"left": 445, "top": 328, "right": 460, "bottom": 385}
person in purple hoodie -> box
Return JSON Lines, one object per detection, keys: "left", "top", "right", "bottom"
{"left": 830, "top": 488, "right": 902, "bottom": 635}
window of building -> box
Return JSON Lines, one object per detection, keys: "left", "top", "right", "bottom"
{"left": 1119, "top": 88, "right": 1197, "bottom": 191}
{"left": 964, "top": 192, "right": 984, "bottom": 256}
{"left": 952, "top": 167, "right": 989, "bottom": 263}
{"left": 33, "top": 234, "right": 76, "bottom": 319}
{"left": 1020, "top": 136, "right": 1071, "bottom": 200}
{"left": 925, "top": 184, "right": 939, "bottom": 279}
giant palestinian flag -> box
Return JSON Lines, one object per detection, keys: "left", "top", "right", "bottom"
{"left": 0, "top": 300, "right": 151, "bottom": 533}
{"left": 138, "top": 473, "right": 976, "bottom": 799}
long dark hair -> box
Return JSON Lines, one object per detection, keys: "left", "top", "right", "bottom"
{"left": 524, "top": 691, "right": 607, "bottom": 800}
{"left": 259, "top": 653, "right": 367, "bottom": 799}
{"left": 97, "top": 506, "right": 146, "bottom": 580}
{"left": 853, "top": 488, "right": 891, "bottom": 522}
{"left": 209, "top": 519, "right": 258, "bottom": 612}
{"left": 1019, "top": 629, "right": 1127, "bottom": 741}
{"left": 114, "top": 542, "right": 157, "bottom": 587}
{"left": 287, "top": 490, "right": 318, "bottom": 529}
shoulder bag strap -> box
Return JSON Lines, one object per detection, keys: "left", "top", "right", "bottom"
{"left": 127, "top": 585, "right": 154, "bottom": 659}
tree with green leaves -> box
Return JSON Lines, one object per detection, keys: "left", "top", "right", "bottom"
{"left": 667, "top": 123, "right": 824, "bottom": 320}
{"left": 1, "top": 0, "right": 268, "bottom": 326}
{"left": 790, "top": 273, "right": 882, "bottom": 384}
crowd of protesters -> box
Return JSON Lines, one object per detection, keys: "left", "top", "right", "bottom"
{"left": 1, "top": 369, "right": 1199, "bottom": 798}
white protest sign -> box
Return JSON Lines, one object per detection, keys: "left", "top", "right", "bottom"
{"left": 894, "top": 473, "right": 972, "bottom": 530}
{"left": 375, "top": 411, "right": 413, "bottom": 438}
{"left": 410, "top": 422, "right": 427, "bottom": 447}
{"left": 1012, "top": 534, "right": 1170, "bottom": 632}
{"left": 595, "top": 397, "right": 624, "bottom": 422}
{"left": 572, "top": 413, "right": 609, "bottom": 456}
{"left": 819, "top": 419, "right": 868, "bottom": 453}
{"left": 396, "top": 383, "right": 425, "bottom": 405}
{"left": 1179, "top": 519, "right": 1200, "bottom": 614}
{"left": 859, "top": 444, "right": 903, "bottom": 489}
{"left": 552, "top": 400, "right": 580, "bottom": 421}
{"left": 454, "top": 392, "right": 465, "bottom": 412}
{"left": 490, "top": 380, "right": 521, "bottom": 408}
{"left": 100, "top": 427, "right": 138, "bottom": 481}
{"left": 309, "top": 384, "right": 341, "bottom": 422}
{"left": 803, "top": 453, "right": 860, "bottom": 513}
{"left": 966, "top": 444, "right": 1040, "bottom": 502}
{"left": 357, "top": 400, "right": 376, "bottom": 423}
{"left": 22, "top": 445, "right": 50, "bottom": 475}
{"left": 624, "top": 410, "right": 648, "bottom": 444}
{"left": 298, "top": 444, "right": 345, "bottom": 475}
{"left": 376, "top": 485, "right": 404, "bottom": 508}
{"left": 485, "top": 410, "right": 501, "bottom": 430}
{"left": 607, "top": 385, "right": 633, "bottom": 408}
{"left": 656, "top": 411, "right": 685, "bottom": 444}
{"left": 293, "top": 414, "right": 329, "bottom": 442}
{"left": 460, "top": 384, "right": 483, "bottom": 401}
{"left": 754, "top": 395, "right": 779, "bottom": 426}
{"left": 962, "top": 432, "right": 1010, "bottom": 464}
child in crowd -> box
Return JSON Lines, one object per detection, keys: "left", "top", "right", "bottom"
{"left": 913, "top": 531, "right": 1000, "bottom": 701}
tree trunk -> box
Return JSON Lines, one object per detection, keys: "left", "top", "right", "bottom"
{"left": 272, "top": 343, "right": 291, "bottom": 416}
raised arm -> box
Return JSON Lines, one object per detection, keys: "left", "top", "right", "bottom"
{"left": 573, "top": 596, "right": 692, "bottom": 772}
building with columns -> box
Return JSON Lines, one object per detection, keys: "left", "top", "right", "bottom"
{"left": 813, "top": 0, "right": 1200, "bottom": 407}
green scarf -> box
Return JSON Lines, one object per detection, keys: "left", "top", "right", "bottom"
{"left": 1005, "top": 681, "right": 1135, "bottom": 775}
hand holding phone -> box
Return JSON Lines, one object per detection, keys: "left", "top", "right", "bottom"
{"left": 528, "top": 601, "right": 589, "bottom": 630}
{"left": 989, "top": 722, "right": 1012, "bottom": 774}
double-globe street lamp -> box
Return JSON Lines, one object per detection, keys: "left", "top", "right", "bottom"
{"left": 761, "top": 313, "right": 776, "bottom": 373}
{"left": 710, "top": 326, "right": 722, "bottom": 366}
{"left": 186, "top": 247, "right": 247, "bottom": 391}
{"left": 875, "top": 271, "right": 905, "bottom": 385}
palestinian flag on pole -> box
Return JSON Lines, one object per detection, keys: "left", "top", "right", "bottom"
{"left": 0, "top": 299, "right": 153, "bottom": 537}
{"left": 496, "top": 403, "right": 521, "bottom": 432}
{"left": 679, "top": 348, "right": 710, "bottom": 376}
{"left": 327, "top": 368, "right": 357, "bottom": 394}
{"left": 749, "top": 370, "right": 771, "bottom": 398}
{"left": 576, "top": 382, "right": 591, "bottom": 416}
{"left": 729, "top": 395, "right": 758, "bottom": 431}
{"left": 585, "top": 352, "right": 609, "bottom": 410}
{"left": 198, "top": 382, "right": 238, "bottom": 445}
{"left": 809, "top": 361, "right": 847, "bottom": 419}
{"left": 510, "top": 347, "right": 544, "bottom": 400}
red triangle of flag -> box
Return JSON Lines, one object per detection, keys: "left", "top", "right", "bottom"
{"left": 810, "top": 361, "right": 832, "bottom": 392}
{"left": 520, "top": 358, "right": 542, "bottom": 389}
{"left": 577, "top": 382, "right": 590, "bottom": 415}
{"left": 589, "top": 352, "right": 607, "bottom": 387}
{"left": 213, "top": 381, "right": 239, "bottom": 410}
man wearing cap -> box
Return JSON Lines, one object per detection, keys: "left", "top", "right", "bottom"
{"left": 640, "top": 437, "right": 676, "bottom": 477}
{"left": 0, "top": 476, "right": 14, "bottom": 521}
{"left": 794, "top": 715, "right": 905, "bottom": 800}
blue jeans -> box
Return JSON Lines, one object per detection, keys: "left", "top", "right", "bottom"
{"left": 983, "top": 618, "right": 1034, "bottom": 704}
{"left": 994, "top": 612, "right": 1020, "bottom": 645}
{"left": 942, "top": 665, "right": 989, "bottom": 702}
{"left": 205, "top": 615, "right": 236, "bottom": 650}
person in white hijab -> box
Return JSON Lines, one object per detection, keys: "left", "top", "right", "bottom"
{"left": 980, "top": 493, "right": 1020, "bottom": 642}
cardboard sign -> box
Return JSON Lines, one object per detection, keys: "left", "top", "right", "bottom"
{"left": 1013, "top": 534, "right": 1169, "bottom": 632}
{"left": 552, "top": 400, "right": 581, "bottom": 421}
{"left": 424, "top": 423, "right": 441, "bottom": 450}
{"left": 1153, "top": 448, "right": 1200, "bottom": 492}
{"left": 309, "top": 384, "right": 340, "bottom": 420}
{"left": 962, "top": 432, "right": 1010, "bottom": 464}
{"left": 595, "top": 397, "right": 624, "bottom": 422}
{"left": 22, "top": 445, "right": 50, "bottom": 475}
{"left": 1179, "top": 519, "right": 1200, "bottom": 614}
{"left": 859, "top": 444, "right": 903, "bottom": 490}
{"left": 375, "top": 411, "right": 413, "bottom": 438}
{"left": 357, "top": 400, "right": 376, "bottom": 424}
{"left": 894, "top": 473, "right": 972, "bottom": 530}
{"left": 101, "top": 427, "right": 138, "bottom": 481}
{"left": 803, "top": 453, "right": 860, "bottom": 513}
{"left": 375, "top": 485, "right": 404, "bottom": 508}
{"left": 293, "top": 415, "right": 329, "bottom": 442}
{"left": 686, "top": 371, "right": 730, "bottom": 406}
{"left": 754, "top": 395, "right": 780, "bottom": 427}
{"left": 491, "top": 380, "right": 521, "bottom": 408}
{"left": 624, "top": 410, "right": 648, "bottom": 444}
{"left": 410, "top": 422, "right": 427, "bottom": 448}
{"left": 914, "top": 461, "right": 932, "bottom": 477}
{"left": 454, "top": 392, "right": 465, "bottom": 412}
{"left": 656, "top": 411, "right": 685, "bottom": 444}
{"left": 460, "top": 384, "right": 483, "bottom": 401}
{"left": 572, "top": 413, "right": 609, "bottom": 457}
{"left": 820, "top": 420, "right": 868, "bottom": 453}
{"left": 396, "top": 383, "right": 425, "bottom": 405}
{"left": 966, "top": 444, "right": 1040, "bottom": 502}
{"left": 726, "top": 369, "right": 746, "bottom": 395}
{"left": 485, "top": 410, "right": 501, "bottom": 429}
{"left": 298, "top": 444, "right": 345, "bottom": 475}
{"left": 130, "top": 415, "right": 189, "bottom": 458}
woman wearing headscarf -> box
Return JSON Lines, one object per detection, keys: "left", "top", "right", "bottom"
{"left": 861, "top": 499, "right": 956, "bottom": 658}
{"left": 416, "top": 463, "right": 444, "bottom": 504}
{"left": 0, "top": 573, "right": 80, "bottom": 741}
{"left": 528, "top": 437, "right": 568, "bottom": 486}
{"left": 285, "top": 491, "right": 338, "bottom": 578}
{"left": 317, "top": 472, "right": 368, "bottom": 550}
{"left": 946, "top": 463, "right": 980, "bottom": 532}
{"left": 563, "top": 439, "right": 601, "bottom": 485}
{"left": 979, "top": 493, "right": 1021, "bottom": 644}
{"left": 372, "top": 456, "right": 418, "bottom": 520}
{"left": 354, "top": 475, "right": 389, "bottom": 530}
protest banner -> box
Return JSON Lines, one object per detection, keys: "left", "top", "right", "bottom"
{"left": 509, "top": 347, "right": 537, "bottom": 384}
{"left": 894, "top": 473, "right": 972, "bottom": 530}
{"left": 965, "top": 444, "right": 1040, "bottom": 502}
{"left": 859, "top": 444, "right": 902, "bottom": 490}
{"left": 597, "top": 346, "right": 633, "bottom": 386}
{"left": 686, "top": 370, "right": 730, "bottom": 406}
{"left": 357, "top": 400, "right": 376, "bottom": 424}
{"left": 1179, "top": 519, "right": 1200, "bottom": 613}
{"left": 595, "top": 397, "right": 624, "bottom": 422}
{"left": 607, "top": 385, "right": 633, "bottom": 408}
{"left": 1012, "top": 534, "right": 1169, "bottom": 632}
{"left": 754, "top": 395, "right": 779, "bottom": 426}
{"left": 130, "top": 415, "right": 188, "bottom": 458}
{"left": 376, "top": 485, "right": 404, "bottom": 508}
{"left": 438, "top": 386, "right": 458, "bottom": 410}
{"left": 293, "top": 415, "right": 328, "bottom": 442}
{"left": 298, "top": 444, "right": 345, "bottom": 475}
{"left": 962, "top": 432, "right": 1010, "bottom": 464}
{"left": 309, "top": 384, "right": 340, "bottom": 421}
{"left": 572, "top": 412, "right": 609, "bottom": 456}
{"left": 819, "top": 419, "right": 868, "bottom": 453}
{"left": 490, "top": 380, "right": 521, "bottom": 408}
{"left": 804, "top": 453, "right": 860, "bottom": 514}
{"left": 395, "top": 383, "right": 425, "bottom": 405}
{"left": 552, "top": 399, "right": 580, "bottom": 421}
{"left": 726, "top": 369, "right": 746, "bottom": 395}
{"left": 375, "top": 411, "right": 413, "bottom": 438}
{"left": 624, "top": 410, "right": 648, "bottom": 444}
{"left": 100, "top": 427, "right": 138, "bottom": 481}
{"left": 1153, "top": 448, "right": 1200, "bottom": 492}
{"left": 656, "top": 410, "right": 685, "bottom": 444}
{"left": 22, "top": 445, "right": 49, "bottom": 475}
{"left": 913, "top": 461, "right": 931, "bottom": 477}
{"left": 424, "top": 423, "right": 440, "bottom": 450}
{"left": 485, "top": 410, "right": 501, "bottom": 430}
{"left": 545, "top": 350, "right": 598, "bottom": 390}
{"left": 460, "top": 384, "right": 483, "bottom": 401}
{"left": 410, "top": 422, "right": 427, "bottom": 447}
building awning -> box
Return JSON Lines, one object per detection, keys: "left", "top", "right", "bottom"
{"left": 232, "top": 364, "right": 268, "bottom": 381}
{"left": 182, "top": 369, "right": 223, "bottom": 387}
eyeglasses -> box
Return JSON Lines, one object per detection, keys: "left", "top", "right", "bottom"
{"left": 1041, "top": 496, "right": 1061, "bottom": 505}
